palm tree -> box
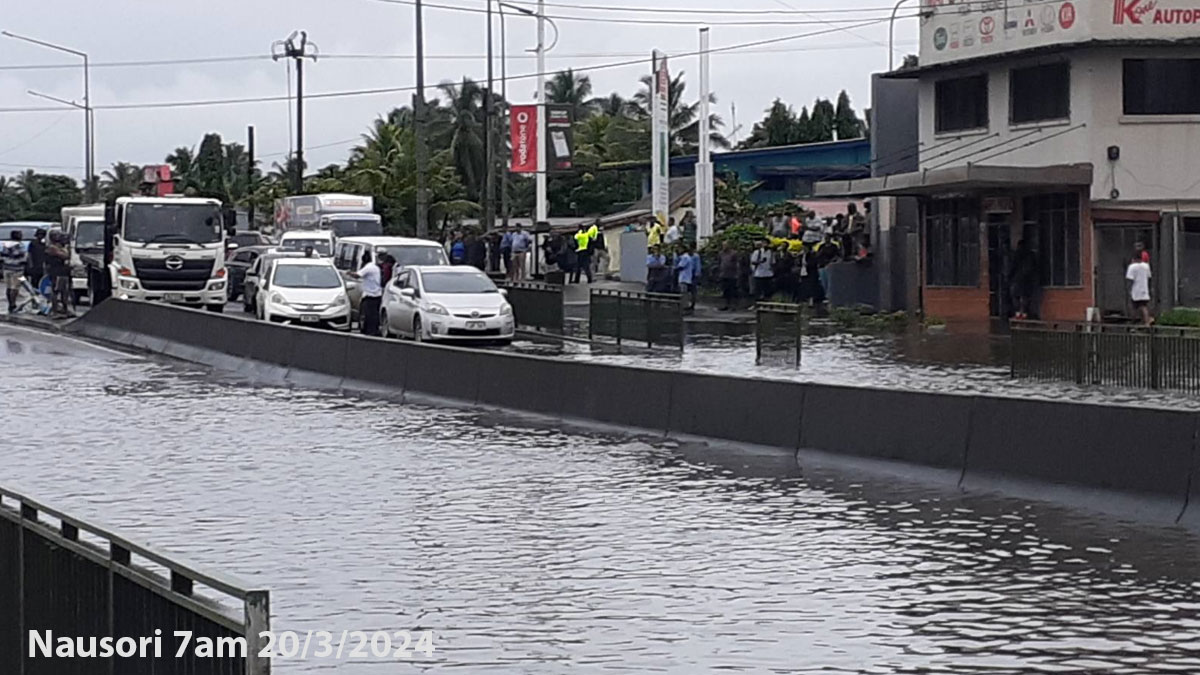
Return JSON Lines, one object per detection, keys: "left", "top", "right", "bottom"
{"left": 545, "top": 69, "right": 594, "bottom": 122}
{"left": 633, "top": 71, "right": 729, "bottom": 155}
{"left": 437, "top": 77, "right": 486, "bottom": 200}
{"left": 100, "top": 162, "right": 142, "bottom": 199}
{"left": 591, "top": 92, "right": 632, "bottom": 118}
{"left": 165, "top": 146, "right": 197, "bottom": 193}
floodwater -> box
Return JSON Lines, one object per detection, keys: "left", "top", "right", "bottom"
{"left": 5, "top": 323, "right": 1200, "bottom": 674}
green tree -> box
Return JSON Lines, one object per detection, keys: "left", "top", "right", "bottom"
{"left": 742, "top": 99, "right": 801, "bottom": 149}
{"left": 546, "top": 69, "right": 595, "bottom": 122}
{"left": 437, "top": 78, "right": 486, "bottom": 201}
{"left": 100, "top": 162, "right": 142, "bottom": 199}
{"left": 834, "top": 90, "right": 866, "bottom": 140}
{"left": 632, "top": 71, "right": 728, "bottom": 155}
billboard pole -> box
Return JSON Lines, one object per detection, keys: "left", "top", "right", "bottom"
{"left": 535, "top": 0, "right": 547, "bottom": 226}
{"left": 696, "top": 28, "right": 714, "bottom": 241}
{"left": 651, "top": 50, "right": 670, "bottom": 228}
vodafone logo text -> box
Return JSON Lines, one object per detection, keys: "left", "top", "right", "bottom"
{"left": 509, "top": 105, "right": 539, "bottom": 174}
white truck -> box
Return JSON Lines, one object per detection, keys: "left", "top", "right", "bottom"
{"left": 61, "top": 204, "right": 105, "bottom": 305}
{"left": 85, "top": 196, "right": 232, "bottom": 312}
{"left": 273, "top": 193, "right": 383, "bottom": 239}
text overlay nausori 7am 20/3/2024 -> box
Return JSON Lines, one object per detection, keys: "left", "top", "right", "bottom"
{"left": 28, "top": 630, "right": 438, "bottom": 660}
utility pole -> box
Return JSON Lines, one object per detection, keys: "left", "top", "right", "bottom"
{"left": 415, "top": 0, "right": 431, "bottom": 239}
{"left": 272, "top": 31, "right": 318, "bottom": 195}
{"left": 535, "top": 0, "right": 547, "bottom": 226}
{"left": 247, "top": 125, "right": 257, "bottom": 230}
{"left": 484, "top": 0, "right": 497, "bottom": 233}
{"left": 696, "top": 27, "right": 714, "bottom": 241}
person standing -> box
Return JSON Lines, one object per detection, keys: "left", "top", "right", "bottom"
{"left": 450, "top": 234, "right": 467, "bottom": 265}
{"left": 27, "top": 228, "right": 47, "bottom": 287}
{"left": 646, "top": 245, "right": 668, "bottom": 293}
{"left": 591, "top": 221, "right": 609, "bottom": 280}
{"left": 750, "top": 238, "right": 776, "bottom": 301}
{"left": 664, "top": 217, "right": 681, "bottom": 247}
{"left": 646, "top": 217, "right": 664, "bottom": 248}
{"left": 1008, "top": 238, "right": 1038, "bottom": 320}
{"left": 379, "top": 252, "right": 396, "bottom": 287}
{"left": 572, "top": 223, "right": 594, "bottom": 284}
{"left": 676, "top": 242, "right": 701, "bottom": 312}
{"left": 2, "top": 230, "right": 28, "bottom": 313}
{"left": 487, "top": 231, "right": 501, "bottom": 273}
{"left": 351, "top": 251, "right": 383, "bottom": 336}
{"left": 1127, "top": 251, "right": 1153, "bottom": 326}
{"left": 718, "top": 242, "right": 740, "bottom": 311}
{"left": 510, "top": 223, "right": 533, "bottom": 282}
{"left": 499, "top": 226, "right": 514, "bottom": 278}
{"left": 45, "top": 232, "right": 72, "bottom": 317}
{"left": 467, "top": 233, "right": 487, "bottom": 271}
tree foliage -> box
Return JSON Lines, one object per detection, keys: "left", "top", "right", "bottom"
{"left": 740, "top": 91, "right": 866, "bottom": 149}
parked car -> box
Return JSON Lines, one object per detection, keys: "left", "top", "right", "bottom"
{"left": 333, "top": 236, "right": 449, "bottom": 320}
{"left": 255, "top": 257, "right": 350, "bottom": 331}
{"left": 243, "top": 251, "right": 304, "bottom": 313}
{"left": 277, "top": 230, "right": 335, "bottom": 257}
{"left": 226, "top": 245, "right": 272, "bottom": 302}
{"left": 381, "top": 266, "right": 513, "bottom": 344}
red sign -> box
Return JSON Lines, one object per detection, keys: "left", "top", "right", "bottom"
{"left": 1060, "top": 2, "right": 1076, "bottom": 29}
{"left": 510, "top": 105, "right": 538, "bottom": 174}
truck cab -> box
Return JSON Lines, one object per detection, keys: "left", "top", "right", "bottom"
{"left": 92, "top": 196, "right": 231, "bottom": 312}
{"left": 61, "top": 205, "right": 105, "bottom": 305}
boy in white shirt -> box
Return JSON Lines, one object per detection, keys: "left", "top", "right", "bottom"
{"left": 1126, "top": 253, "right": 1152, "bottom": 326}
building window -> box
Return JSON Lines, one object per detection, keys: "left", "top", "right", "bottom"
{"left": 1023, "top": 193, "right": 1081, "bottom": 287}
{"left": 1124, "top": 59, "right": 1200, "bottom": 115}
{"left": 924, "top": 199, "right": 980, "bottom": 287}
{"left": 935, "top": 75, "right": 988, "bottom": 133}
{"left": 1011, "top": 63, "right": 1070, "bottom": 124}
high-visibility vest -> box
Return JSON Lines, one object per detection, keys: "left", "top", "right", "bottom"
{"left": 575, "top": 230, "right": 591, "bottom": 252}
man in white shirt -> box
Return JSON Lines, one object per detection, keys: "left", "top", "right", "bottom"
{"left": 1126, "top": 253, "right": 1152, "bottom": 326}
{"left": 351, "top": 251, "right": 383, "bottom": 336}
{"left": 749, "top": 237, "right": 776, "bottom": 300}
{"left": 664, "top": 217, "right": 681, "bottom": 246}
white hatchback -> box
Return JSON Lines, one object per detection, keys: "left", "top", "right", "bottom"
{"left": 256, "top": 257, "right": 350, "bottom": 331}
{"left": 381, "top": 266, "right": 514, "bottom": 343}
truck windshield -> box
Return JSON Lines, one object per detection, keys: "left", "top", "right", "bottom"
{"left": 75, "top": 220, "right": 105, "bottom": 250}
{"left": 273, "top": 265, "right": 342, "bottom": 289}
{"left": 124, "top": 203, "right": 223, "bottom": 244}
{"left": 328, "top": 219, "right": 383, "bottom": 238}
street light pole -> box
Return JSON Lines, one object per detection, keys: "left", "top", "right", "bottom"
{"left": 889, "top": 0, "right": 915, "bottom": 72}
{"left": 272, "top": 31, "right": 318, "bottom": 195}
{"left": 415, "top": 0, "right": 431, "bottom": 239}
{"left": 2, "top": 31, "right": 93, "bottom": 200}
{"left": 485, "top": 0, "right": 496, "bottom": 233}
{"left": 535, "top": 0, "right": 547, "bottom": 226}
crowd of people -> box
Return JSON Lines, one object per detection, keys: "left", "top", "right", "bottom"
{"left": 0, "top": 228, "right": 73, "bottom": 317}
{"left": 444, "top": 223, "right": 536, "bottom": 282}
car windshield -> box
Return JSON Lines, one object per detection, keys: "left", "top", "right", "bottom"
{"left": 279, "top": 239, "right": 332, "bottom": 255}
{"left": 0, "top": 224, "right": 45, "bottom": 241}
{"left": 75, "top": 220, "right": 105, "bottom": 250}
{"left": 231, "top": 233, "right": 265, "bottom": 248}
{"left": 273, "top": 264, "right": 342, "bottom": 289}
{"left": 124, "top": 203, "right": 223, "bottom": 244}
{"left": 421, "top": 272, "right": 498, "bottom": 294}
{"left": 380, "top": 245, "right": 449, "bottom": 267}
{"left": 328, "top": 220, "right": 383, "bottom": 238}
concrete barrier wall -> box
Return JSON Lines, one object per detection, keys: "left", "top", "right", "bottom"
{"left": 69, "top": 300, "right": 1200, "bottom": 513}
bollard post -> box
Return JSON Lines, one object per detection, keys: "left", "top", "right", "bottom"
{"left": 645, "top": 294, "right": 653, "bottom": 349}
{"left": 755, "top": 305, "right": 762, "bottom": 365}
{"left": 795, "top": 306, "right": 803, "bottom": 367}
{"left": 1150, "top": 328, "right": 1161, "bottom": 390}
{"left": 615, "top": 293, "right": 623, "bottom": 347}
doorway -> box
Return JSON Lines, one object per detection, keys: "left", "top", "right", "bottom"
{"left": 1096, "top": 224, "right": 1155, "bottom": 319}
{"left": 986, "top": 214, "right": 1012, "bottom": 318}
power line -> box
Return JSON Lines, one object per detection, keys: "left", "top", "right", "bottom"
{"left": 0, "top": 16, "right": 903, "bottom": 114}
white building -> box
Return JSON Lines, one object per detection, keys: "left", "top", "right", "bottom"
{"left": 821, "top": 0, "right": 1200, "bottom": 321}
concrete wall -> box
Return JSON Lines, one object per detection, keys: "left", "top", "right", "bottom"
{"left": 69, "top": 300, "right": 1200, "bottom": 520}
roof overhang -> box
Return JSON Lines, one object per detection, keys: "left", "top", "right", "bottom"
{"left": 814, "top": 163, "right": 1094, "bottom": 199}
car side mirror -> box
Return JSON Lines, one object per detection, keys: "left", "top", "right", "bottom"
{"left": 400, "top": 288, "right": 416, "bottom": 299}
{"left": 499, "top": 288, "right": 508, "bottom": 297}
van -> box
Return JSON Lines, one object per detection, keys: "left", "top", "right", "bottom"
{"left": 332, "top": 236, "right": 449, "bottom": 319}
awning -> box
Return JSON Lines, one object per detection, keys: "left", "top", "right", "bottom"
{"left": 814, "top": 163, "right": 1094, "bottom": 199}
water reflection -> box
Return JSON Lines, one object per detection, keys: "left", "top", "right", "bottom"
{"left": 5, "top": 324, "right": 1200, "bottom": 674}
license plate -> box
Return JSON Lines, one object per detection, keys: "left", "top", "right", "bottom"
{"left": 466, "top": 321, "right": 486, "bottom": 330}
{"left": 300, "top": 314, "right": 319, "bottom": 323}
{"left": 163, "top": 293, "right": 183, "bottom": 302}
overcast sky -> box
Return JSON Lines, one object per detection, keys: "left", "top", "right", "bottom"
{"left": 0, "top": 0, "right": 919, "bottom": 181}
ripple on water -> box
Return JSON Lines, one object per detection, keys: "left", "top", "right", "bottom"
{"left": 5, "top": 325, "right": 1200, "bottom": 673}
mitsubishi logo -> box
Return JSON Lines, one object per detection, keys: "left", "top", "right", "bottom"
{"left": 165, "top": 256, "right": 184, "bottom": 270}
{"left": 1114, "top": 0, "right": 1156, "bottom": 25}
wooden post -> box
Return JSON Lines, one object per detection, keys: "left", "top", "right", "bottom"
{"left": 245, "top": 590, "right": 271, "bottom": 675}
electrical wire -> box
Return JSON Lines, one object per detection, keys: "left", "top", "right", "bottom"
{"left": 0, "top": 16, "right": 903, "bottom": 114}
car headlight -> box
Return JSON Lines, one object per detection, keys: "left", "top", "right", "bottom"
{"left": 500, "top": 303, "right": 513, "bottom": 316}
{"left": 211, "top": 281, "right": 226, "bottom": 291}
{"left": 332, "top": 293, "right": 348, "bottom": 307}
{"left": 270, "top": 293, "right": 289, "bottom": 307}
{"left": 427, "top": 304, "right": 449, "bottom": 316}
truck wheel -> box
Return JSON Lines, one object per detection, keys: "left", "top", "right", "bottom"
{"left": 206, "top": 304, "right": 225, "bottom": 314}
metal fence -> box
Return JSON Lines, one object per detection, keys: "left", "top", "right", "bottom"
{"left": 1011, "top": 320, "right": 1200, "bottom": 393}
{"left": 503, "top": 282, "right": 564, "bottom": 333}
{"left": 755, "top": 303, "right": 804, "bottom": 367}
{"left": 0, "top": 484, "right": 270, "bottom": 675}
{"left": 589, "top": 289, "right": 685, "bottom": 349}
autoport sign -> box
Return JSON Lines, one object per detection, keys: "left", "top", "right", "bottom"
{"left": 919, "top": 0, "right": 1200, "bottom": 67}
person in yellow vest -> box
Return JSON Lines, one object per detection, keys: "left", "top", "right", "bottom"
{"left": 572, "top": 223, "right": 595, "bottom": 284}
{"left": 646, "top": 216, "right": 664, "bottom": 247}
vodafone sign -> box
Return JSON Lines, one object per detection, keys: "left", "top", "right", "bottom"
{"left": 510, "top": 105, "right": 539, "bottom": 174}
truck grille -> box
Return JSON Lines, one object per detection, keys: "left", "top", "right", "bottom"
{"left": 132, "top": 257, "right": 213, "bottom": 292}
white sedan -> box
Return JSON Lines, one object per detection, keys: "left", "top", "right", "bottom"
{"left": 255, "top": 257, "right": 351, "bottom": 331}
{"left": 380, "top": 266, "right": 514, "bottom": 344}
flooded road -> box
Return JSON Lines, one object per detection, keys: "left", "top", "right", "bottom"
{"left": 5, "top": 323, "right": 1200, "bottom": 674}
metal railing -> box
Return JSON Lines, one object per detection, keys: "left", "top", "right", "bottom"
{"left": 0, "top": 484, "right": 270, "bottom": 675}
{"left": 588, "top": 289, "right": 685, "bottom": 350}
{"left": 755, "top": 303, "right": 804, "bottom": 367}
{"left": 503, "top": 282, "right": 564, "bottom": 333}
{"left": 1011, "top": 320, "right": 1200, "bottom": 393}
